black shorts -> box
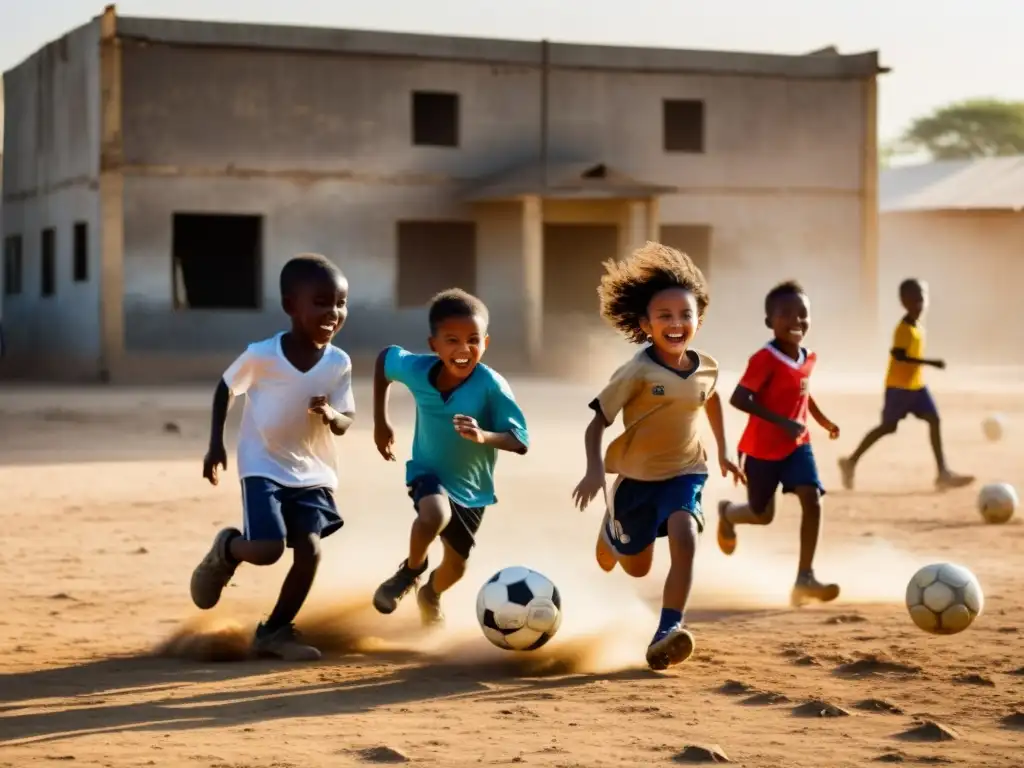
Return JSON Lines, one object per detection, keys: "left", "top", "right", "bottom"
{"left": 408, "top": 474, "right": 484, "bottom": 561}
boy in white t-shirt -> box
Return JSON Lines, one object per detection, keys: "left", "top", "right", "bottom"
{"left": 189, "top": 253, "right": 355, "bottom": 661}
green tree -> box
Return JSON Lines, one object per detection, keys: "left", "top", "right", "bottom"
{"left": 900, "top": 99, "right": 1024, "bottom": 160}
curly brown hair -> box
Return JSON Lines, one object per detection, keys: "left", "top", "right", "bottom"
{"left": 598, "top": 241, "right": 710, "bottom": 344}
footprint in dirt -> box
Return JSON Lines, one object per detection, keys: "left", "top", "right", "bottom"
{"left": 834, "top": 654, "right": 922, "bottom": 678}
{"left": 952, "top": 673, "right": 995, "bottom": 687}
{"left": 716, "top": 680, "right": 755, "bottom": 696}
{"left": 894, "top": 720, "right": 959, "bottom": 742}
{"left": 1000, "top": 711, "right": 1024, "bottom": 731}
{"left": 854, "top": 699, "right": 905, "bottom": 715}
{"left": 791, "top": 699, "right": 852, "bottom": 718}
{"left": 351, "top": 746, "right": 410, "bottom": 764}
{"left": 742, "top": 691, "right": 790, "bottom": 706}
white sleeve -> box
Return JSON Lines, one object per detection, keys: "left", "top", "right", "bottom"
{"left": 329, "top": 356, "right": 356, "bottom": 414}
{"left": 222, "top": 346, "right": 258, "bottom": 396}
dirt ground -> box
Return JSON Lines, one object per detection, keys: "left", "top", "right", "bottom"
{"left": 1, "top": 371, "right": 1022, "bottom": 768}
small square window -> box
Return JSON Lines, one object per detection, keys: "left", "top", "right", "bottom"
{"left": 3, "top": 235, "right": 23, "bottom": 296}
{"left": 73, "top": 221, "right": 89, "bottom": 282}
{"left": 663, "top": 99, "right": 705, "bottom": 153}
{"left": 412, "top": 91, "right": 459, "bottom": 147}
{"left": 41, "top": 228, "right": 56, "bottom": 297}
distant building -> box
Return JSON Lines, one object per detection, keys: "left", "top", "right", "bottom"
{"left": 1, "top": 5, "right": 883, "bottom": 381}
{"left": 880, "top": 158, "right": 1024, "bottom": 364}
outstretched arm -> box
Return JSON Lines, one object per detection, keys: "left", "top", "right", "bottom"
{"left": 890, "top": 347, "right": 944, "bottom": 368}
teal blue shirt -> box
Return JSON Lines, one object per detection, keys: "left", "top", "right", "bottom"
{"left": 384, "top": 346, "right": 529, "bottom": 508}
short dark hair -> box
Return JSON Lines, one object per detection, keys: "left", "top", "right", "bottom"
{"left": 899, "top": 278, "right": 924, "bottom": 298}
{"left": 279, "top": 253, "right": 344, "bottom": 297}
{"left": 764, "top": 280, "right": 806, "bottom": 316}
{"left": 598, "top": 241, "right": 709, "bottom": 344}
{"left": 428, "top": 288, "right": 489, "bottom": 335}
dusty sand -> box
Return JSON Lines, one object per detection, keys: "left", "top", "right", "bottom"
{"left": 0, "top": 373, "right": 1022, "bottom": 767}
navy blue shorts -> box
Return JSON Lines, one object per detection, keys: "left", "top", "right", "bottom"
{"left": 882, "top": 386, "right": 938, "bottom": 424}
{"left": 408, "top": 474, "right": 485, "bottom": 561}
{"left": 241, "top": 477, "right": 343, "bottom": 546}
{"left": 743, "top": 443, "right": 823, "bottom": 515}
{"left": 604, "top": 473, "right": 707, "bottom": 556}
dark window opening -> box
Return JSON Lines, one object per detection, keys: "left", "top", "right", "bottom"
{"left": 663, "top": 99, "right": 705, "bottom": 153}
{"left": 41, "top": 228, "right": 56, "bottom": 297}
{"left": 172, "top": 213, "right": 262, "bottom": 310}
{"left": 660, "top": 224, "right": 713, "bottom": 281}
{"left": 73, "top": 221, "right": 89, "bottom": 282}
{"left": 3, "top": 235, "right": 23, "bottom": 296}
{"left": 412, "top": 91, "right": 459, "bottom": 147}
{"left": 396, "top": 221, "right": 476, "bottom": 308}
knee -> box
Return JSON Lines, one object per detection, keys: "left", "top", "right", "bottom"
{"left": 750, "top": 500, "right": 776, "bottom": 524}
{"left": 879, "top": 421, "right": 899, "bottom": 435}
{"left": 293, "top": 533, "right": 322, "bottom": 565}
{"left": 442, "top": 554, "right": 468, "bottom": 581}
{"left": 620, "top": 558, "right": 652, "bottom": 578}
{"left": 667, "top": 511, "right": 699, "bottom": 553}
{"left": 797, "top": 490, "right": 822, "bottom": 517}
{"left": 415, "top": 497, "right": 449, "bottom": 531}
{"left": 248, "top": 540, "right": 286, "bottom": 566}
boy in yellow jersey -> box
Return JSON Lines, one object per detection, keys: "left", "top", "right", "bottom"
{"left": 838, "top": 279, "right": 973, "bottom": 491}
{"left": 572, "top": 242, "right": 744, "bottom": 671}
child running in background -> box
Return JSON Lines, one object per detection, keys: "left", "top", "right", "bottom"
{"left": 371, "top": 289, "right": 529, "bottom": 626}
{"left": 839, "top": 279, "right": 974, "bottom": 491}
{"left": 716, "top": 281, "right": 841, "bottom": 607}
{"left": 572, "top": 242, "right": 744, "bottom": 671}
{"left": 190, "top": 254, "right": 355, "bottom": 661}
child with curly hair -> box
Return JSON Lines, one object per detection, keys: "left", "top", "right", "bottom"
{"left": 572, "top": 241, "right": 744, "bottom": 670}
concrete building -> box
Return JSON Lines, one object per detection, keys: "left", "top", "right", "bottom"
{"left": 880, "top": 157, "right": 1024, "bottom": 364}
{"left": 2, "top": 6, "right": 883, "bottom": 381}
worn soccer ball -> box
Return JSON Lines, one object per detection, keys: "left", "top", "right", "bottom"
{"left": 981, "top": 415, "right": 1005, "bottom": 442}
{"left": 476, "top": 566, "right": 562, "bottom": 651}
{"left": 977, "top": 482, "right": 1018, "bottom": 525}
{"left": 905, "top": 563, "right": 983, "bottom": 635}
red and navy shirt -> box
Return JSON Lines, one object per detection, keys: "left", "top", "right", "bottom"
{"left": 736, "top": 342, "right": 817, "bottom": 461}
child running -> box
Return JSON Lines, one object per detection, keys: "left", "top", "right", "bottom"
{"left": 838, "top": 278, "right": 974, "bottom": 491}
{"left": 572, "top": 242, "right": 743, "bottom": 671}
{"left": 716, "top": 281, "right": 841, "bottom": 607}
{"left": 371, "top": 289, "right": 529, "bottom": 626}
{"left": 190, "top": 253, "right": 355, "bottom": 661}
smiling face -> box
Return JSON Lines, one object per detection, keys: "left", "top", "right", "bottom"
{"left": 639, "top": 287, "right": 699, "bottom": 356}
{"left": 428, "top": 314, "right": 489, "bottom": 381}
{"left": 283, "top": 270, "right": 349, "bottom": 347}
{"left": 768, "top": 291, "right": 810, "bottom": 347}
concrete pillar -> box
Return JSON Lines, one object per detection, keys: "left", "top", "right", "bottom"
{"left": 521, "top": 195, "right": 543, "bottom": 366}
{"left": 860, "top": 75, "right": 880, "bottom": 350}
{"left": 618, "top": 200, "right": 649, "bottom": 258}
{"left": 98, "top": 5, "right": 125, "bottom": 382}
{"left": 646, "top": 196, "right": 660, "bottom": 241}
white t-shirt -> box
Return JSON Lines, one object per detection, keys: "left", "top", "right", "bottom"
{"left": 222, "top": 333, "right": 355, "bottom": 489}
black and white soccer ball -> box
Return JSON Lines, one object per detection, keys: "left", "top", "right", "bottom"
{"left": 476, "top": 566, "right": 562, "bottom": 651}
{"left": 905, "top": 562, "right": 984, "bottom": 635}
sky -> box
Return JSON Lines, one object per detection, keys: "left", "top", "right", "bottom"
{"left": 2, "top": 0, "right": 1024, "bottom": 141}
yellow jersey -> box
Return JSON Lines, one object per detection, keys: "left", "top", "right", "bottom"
{"left": 885, "top": 319, "right": 925, "bottom": 391}
{"left": 593, "top": 347, "right": 718, "bottom": 481}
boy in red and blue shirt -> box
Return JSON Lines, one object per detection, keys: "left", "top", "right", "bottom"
{"left": 716, "top": 281, "right": 841, "bottom": 607}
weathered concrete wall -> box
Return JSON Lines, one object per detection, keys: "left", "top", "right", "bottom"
{"left": 1, "top": 20, "right": 102, "bottom": 375}
{"left": 117, "top": 41, "right": 866, "bottom": 368}
{"left": 880, "top": 211, "right": 1024, "bottom": 365}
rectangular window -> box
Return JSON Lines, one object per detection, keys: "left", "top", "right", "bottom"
{"left": 41, "top": 228, "right": 56, "bottom": 297}
{"left": 663, "top": 99, "right": 705, "bottom": 153}
{"left": 659, "top": 224, "right": 713, "bottom": 280}
{"left": 73, "top": 221, "right": 89, "bottom": 282}
{"left": 3, "top": 235, "right": 23, "bottom": 296}
{"left": 412, "top": 91, "right": 459, "bottom": 147}
{"left": 172, "top": 213, "right": 263, "bottom": 309}
{"left": 396, "top": 221, "right": 476, "bottom": 308}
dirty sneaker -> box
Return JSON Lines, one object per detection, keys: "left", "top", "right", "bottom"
{"left": 838, "top": 457, "right": 856, "bottom": 491}
{"left": 716, "top": 500, "right": 737, "bottom": 556}
{"left": 416, "top": 576, "right": 445, "bottom": 628}
{"left": 646, "top": 624, "right": 695, "bottom": 671}
{"left": 373, "top": 559, "right": 427, "bottom": 615}
{"left": 189, "top": 527, "right": 240, "bottom": 610}
{"left": 790, "top": 571, "right": 841, "bottom": 608}
{"left": 253, "top": 622, "right": 321, "bottom": 661}
{"left": 935, "top": 471, "right": 974, "bottom": 490}
{"left": 595, "top": 512, "right": 617, "bottom": 572}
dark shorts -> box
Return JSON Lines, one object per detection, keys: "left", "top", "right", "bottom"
{"left": 604, "top": 473, "right": 707, "bottom": 556}
{"left": 241, "top": 477, "right": 343, "bottom": 546}
{"left": 882, "top": 386, "right": 939, "bottom": 424}
{"left": 743, "top": 443, "right": 824, "bottom": 515}
{"left": 408, "top": 475, "right": 485, "bottom": 561}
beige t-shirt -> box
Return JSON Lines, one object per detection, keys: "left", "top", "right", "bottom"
{"left": 592, "top": 347, "right": 718, "bottom": 482}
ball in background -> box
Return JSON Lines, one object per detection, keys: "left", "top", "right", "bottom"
{"left": 977, "top": 482, "right": 1018, "bottom": 524}
{"left": 476, "top": 566, "right": 562, "bottom": 651}
{"left": 905, "top": 562, "right": 983, "bottom": 635}
{"left": 981, "top": 415, "right": 1005, "bottom": 442}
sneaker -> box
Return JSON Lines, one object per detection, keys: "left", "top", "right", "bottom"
{"left": 838, "top": 457, "right": 855, "bottom": 491}
{"left": 595, "top": 512, "right": 617, "bottom": 572}
{"left": 646, "top": 624, "right": 695, "bottom": 671}
{"left": 416, "top": 578, "right": 445, "bottom": 628}
{"left": 935, "top": 471, "right": 974, "bottom": 490}
{"left": 189, "top": 527, "right": 240, "bottom": 610}
{"left": 373, "top": 559, "right": 427, "bottom": 614}
{"left": 253, "top": 622, "right": 321, "bottom": 661}
{"left": 790, "top": 573, "right": 841, "bottom": 608}
{"left": 716, "top": 500, "right": 737, "bottom": 556}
